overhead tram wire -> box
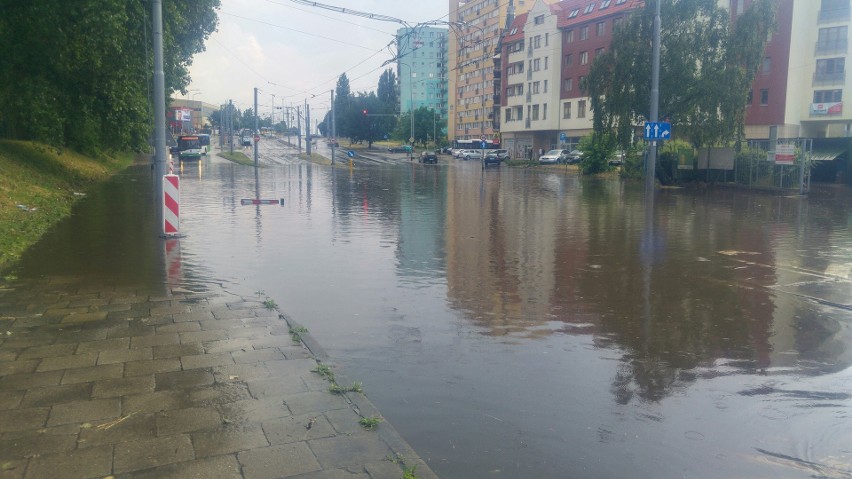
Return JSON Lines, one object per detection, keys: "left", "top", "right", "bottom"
{"left": 219, "top": 11, "right": 377, "bottom": 51}
{"left": 261, "top": 0, "right": 394, "bottom": 36}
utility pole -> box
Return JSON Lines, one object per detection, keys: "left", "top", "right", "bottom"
{"left": 151, "top": 0, "right": 167, "bottom": 235}
{"left": 228, "top": 100, "right": 234, "bottom": 154}
{"left": 305, "top": 100, "right": 311, "bottom": 156}
{"left": 254, "top": 87, "right": 259, "bottom": 168}
{"left": 331, "top": 89, "right": 336, "bottom": 165}
{"left": 297, "top": 106, "right": 302, "bottom": 152}
{"left": 645, "top": 0, "right": 661, "bottom": 193}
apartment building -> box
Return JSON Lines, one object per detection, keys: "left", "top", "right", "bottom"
{"left": 449, "top": 0, "right": 561, "bottom": 145}
{"left": 397, "top": 26, "right": 449, "bottom": 124}
{"left": 499, "top": 0, "right": 637, "bottom": 156}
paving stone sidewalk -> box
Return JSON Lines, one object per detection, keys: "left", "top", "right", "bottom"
{"left": 0, "top": 278, "right": 437, "bottom": 479}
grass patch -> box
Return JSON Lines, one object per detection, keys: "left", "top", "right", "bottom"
{"left": 402, "top": 465, "right": 419, "bottom": 479}
{"left": 0, "top": 140, "right": 132, "bottom": 273}
{"left": 262, "top": 298, "right": 278, "bottom": 310}
{"left": 312, "top": 363, "right": 335, "bottom": 382}
{"left": 218, "top": 150, "right": 254, "bottom": 166}
{"left": 298, "top": 152, "right": 331, "bottom": 165}
{"left": 289, "top": 326, "right": 308, "bottom": 343}
{"left": 358, "top": 416, "right": 382, "bottom": 430}
{"left": 328, "top": 381, "right": 363, "bottom": 395}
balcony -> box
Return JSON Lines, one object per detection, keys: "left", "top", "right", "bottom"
{"left": 819, "top": 7, "right": 851, "bottom": 23}
{"left": 813, "top": 70, "right": 846, "bottom": 86}
{"left": 815, "top": 38, "right": 849, "bottom": 56}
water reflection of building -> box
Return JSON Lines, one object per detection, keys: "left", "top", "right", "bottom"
{"left": 443, "top": 170, "right": 852, "bottom": 402}
{"left": 397, "top": 167, "right": 448, "bottom": 279}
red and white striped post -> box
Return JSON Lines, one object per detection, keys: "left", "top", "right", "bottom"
{"left": 163, "top": 174, "right": 180, "bottom": 235}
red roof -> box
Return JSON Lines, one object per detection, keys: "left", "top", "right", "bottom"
{"left": 502, "top": 12, "right": 529, "bottom": 43}
{"left": 557, "top": 0, "right": 643, "bottom": 28}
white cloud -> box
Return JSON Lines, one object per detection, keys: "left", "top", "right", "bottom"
{"left": 183, "top": 0, "right": 447, "bottom": 115}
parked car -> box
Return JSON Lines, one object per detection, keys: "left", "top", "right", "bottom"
{"left": 485, "top": 149, "right": 510, "bottom": 161}
{"left": 461, "top": 149, "right": 482, "bottom": 160}
{"left": 608, "top": 150, "right": 625, "bottom": 166}
{"left": 567, "top": 149, "right": 584, "bottom": 164}
{"left": 539, "top": 149, "right": 568, "bottom": 164}
{"left": 420, "top": 151, "right": 438, "bottom": 164}
{"left": 440, "top": 146, "right": 454, "bottom": 154}
{"left": 388, "top": 145, "right": 412, "bottom": 153}
{"left": 452, "top": 148, "right": 467, "bottom": 158}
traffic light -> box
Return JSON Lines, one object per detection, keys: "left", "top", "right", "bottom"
{"left": 362, "top": 109, "right": 368, "bottom": 116}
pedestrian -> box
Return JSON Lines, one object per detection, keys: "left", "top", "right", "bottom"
{"left": 538, "top": 147, "right": 544, "bottom": 157}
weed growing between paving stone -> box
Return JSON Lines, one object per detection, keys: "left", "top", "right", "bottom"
{"left": 313, "top": 363, "right": 335, "bottom": 382}
{"left": 358, "top": 416, "right": 383, "bottom": 430}
{"left": 329, "top": 381, "right": 363, "bottom": 395}
{"left": 289, "top": 326, "right": 308, "bottom": 342}
{"left": 386, "top": 453, "right": 420, "bottom": 479}
{"left": 263, "top": 298, "right": 278, "bottom": 309}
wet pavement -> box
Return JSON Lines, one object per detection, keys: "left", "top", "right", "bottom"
{"left": 0, "top": 154, "right": 437, "bottom": 478}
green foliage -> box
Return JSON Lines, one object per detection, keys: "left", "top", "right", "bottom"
{"left": 289, "top": 326, "right": 308, "bottom": 343}
{"left": 0, "top": 0, "right": 220, "bottom": 154}
{"left": 585, "top": 0, "right": 777, "bottom": 152}
{"left": 329, "top": 381, "right": 363, "bottom": 394}
{"left": 312, "top": 364, "right": 335, "bottom": 382}
{"left": 578, "top": 133, "right": 616, "bottom": 175}
{"left": 358, "top": 416, "right": 383, "bottom": 430}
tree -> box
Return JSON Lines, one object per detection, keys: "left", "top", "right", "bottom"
{"left": 0, "top": 0, "right": 220, "bottom": 154}
{"left": 377, "top": 69, "right": 398, "bottom": 111}
{"left": 333, "top": 74, "right": 352, "bottom": 138}
{"left": 585, "top": 0, "right": 776, "bottom": 154}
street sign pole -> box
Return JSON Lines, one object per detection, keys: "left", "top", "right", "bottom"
{"left": 646, "top": 0, "right": 661, "bottom": 193}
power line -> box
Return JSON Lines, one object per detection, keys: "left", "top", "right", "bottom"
{"left": 220, "top": 11, "right": 378, "bottom": 51}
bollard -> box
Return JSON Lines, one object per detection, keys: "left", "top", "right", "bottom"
{"left": 163, "top": 174, "right": 180, "bottom": 235}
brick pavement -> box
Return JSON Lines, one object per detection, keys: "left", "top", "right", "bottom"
{"left": 0, "top": 279, "right": 437, "bottom": 479}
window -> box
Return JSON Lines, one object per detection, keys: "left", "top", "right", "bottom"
{"left": 544, "top": 80, "right": 548, "bottom": 93}
{"left": 505, "top": 108, "right": 512, "bottom": 122}
{"left": 543, "top": 103, "right": 547, "bottom": 120}
{"left": 544, "top": 56, "right": 549, "bottom": 70}
{"left": 565, "top": 53, "right": 574, "bottom": 66}
{"left": 565, "top": 30, "right": 574, "bottom": 43}
{"left": 563, "top": 102, "right": 572, "bottom": 119}
{"left": 569, "top": 9, "right": 580, "bottom": 18}
{"left": 581, "top": 51, "right": 589, "bottom": 65}
{"left": 600, "top": 0, "right": 611, "bottom": 8}
{"left": 817, "top": 26, "right": 848, "bottom": 51}
{"left": 533, "top": 58, "right": 541, "bottom": 71}
{"left": 534, "top": 14, "right": 545, "bottom": 25}
{"left": 579, "top": 75, "right": 586, "bottom": 88}
{"left": 760, "top": 89, "right": 769, "bottom": 105}
{"left": 584, "top": 3, "right": 596, "bottom": 14}
{"left": 814, "top": 89, "right": 842, "bottom": 103}
{"left": 532, "top": 81, "right": 540, "bottom": 94}
{"left": 596, "top": 21, "right": 606, "bottom": 36}
{"left": 534, "top": 35, "right": 541, "bottom": 48}
{"left": 564, "top": 78, "right": 573, "bottom": 92}
{"left": 532, "top": 104, "right": 540, "bottom": 120}
{"left": 596, "top": 47, "right": 605, "bottom": 58}
{"left": 817, "top": 57, "right": 845, "bottom": 74}
{"left": 762, "top": 57, "right": 771, "bottom": 73}
{"left": 747, "top": 90, "right": 753, "bottom": 104}
{"left": 545, "top": 33, "right": 549, "bottom": 47}
{"left": 578, "top": 100, "right": 587, "bottom": 118}
{"left": 580, "top": 26, "right": 589, "bottom": 40}
{"left": 613, "top": 17, "right": 624, "bottom": 29}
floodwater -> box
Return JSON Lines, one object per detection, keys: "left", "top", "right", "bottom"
{"left": 13, "top": 146, "right": 852, "bottom": 478}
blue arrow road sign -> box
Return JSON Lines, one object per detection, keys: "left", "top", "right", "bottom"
{"left": 559, "top": 132, "right": 567, "bottom": 142}
{"left": 346, "top": 150, "right": 355, "bottom": 158}
{"left": 644, "top": 122, "right": 672, "bottom": 140}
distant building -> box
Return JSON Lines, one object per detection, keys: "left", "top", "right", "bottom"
{"left": 397, "top": 26, "right": 449, "bottom": 130}
{"left": 169, "top": 99, "right": 217, "bottom": 134}
{"left": 448, "top": 0, "right": 557, "bottom": 145}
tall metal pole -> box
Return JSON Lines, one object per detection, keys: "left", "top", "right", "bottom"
{"left": 331, "top": 89, "right": 336, "bottom": 165}
{"left": 645, "top": 0, "right": 661, "bottom": 193}
{"left": 152, "top": 0, "right": 167, "bottom": 235}
{"left": 297, "top": 106, "right": 302, "bottom": 152}
{"left": 228, "top": 100, "right": 233, "bottom": 154}
{"left": 305, "top": 100, "right": 312, "bottom": 156}
{"left": 253, "top": 87, "right": 259, "bottom": 168}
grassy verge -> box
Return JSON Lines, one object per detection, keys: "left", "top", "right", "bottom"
{"left": 218, "top": 150, "right": 254, "bottom": 166}
{"left": 0, "top": 140, "right": 133, "bottom": 273}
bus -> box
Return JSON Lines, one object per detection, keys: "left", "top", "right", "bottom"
{"left": 196, "top": 134, "right": 210, "bottom": 155}
{"left": 177, "top": 135, "right": 203, "bottom": 161}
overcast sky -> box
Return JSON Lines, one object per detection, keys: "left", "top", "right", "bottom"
{"left": 179, "top": 0, "right": 449, "bottom": 119}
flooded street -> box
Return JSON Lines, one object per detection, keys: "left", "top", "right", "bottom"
{"left": 13, "top": 149, "right": 852, "bottom": 478}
